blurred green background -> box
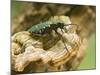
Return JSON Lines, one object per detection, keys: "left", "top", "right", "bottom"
{"left": 78, "top": 33, "right": 96, "bottom": 70}
{"left": 12, "top": 1, "right": 96, "bottom": 70}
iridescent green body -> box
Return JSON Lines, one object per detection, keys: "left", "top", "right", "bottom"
{"left": 28, "top": 21, "right": 52, "bottom": 33}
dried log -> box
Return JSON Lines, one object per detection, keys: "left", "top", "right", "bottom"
{"left": 11, "top": 16, "right": 87, "bottom": 73}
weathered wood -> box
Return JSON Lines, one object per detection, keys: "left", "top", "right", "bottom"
{"left": 11, "top": 16, "right": 87, "bottom": 73}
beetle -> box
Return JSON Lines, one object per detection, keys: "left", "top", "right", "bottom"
{"left": 28, "top": 18, "right": 78, "bottom": 53}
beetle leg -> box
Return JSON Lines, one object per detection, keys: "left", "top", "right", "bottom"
{"left": 54, "top": 29, "right": 69, "bottom": 53}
